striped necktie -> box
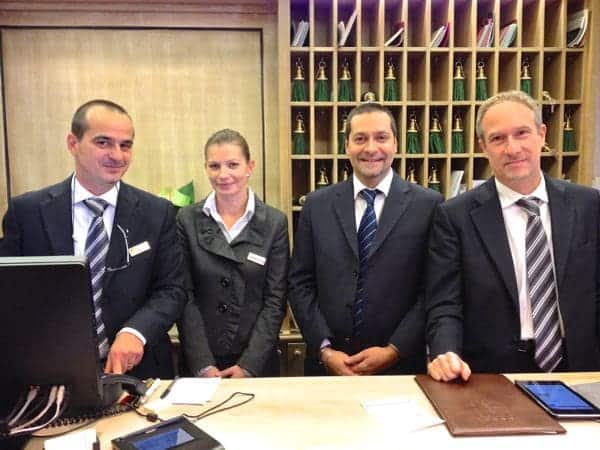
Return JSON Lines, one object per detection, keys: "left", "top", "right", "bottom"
{"left": 83, "top": 198, "right": 110, "bottom": 359}
{"left": 517, "top": 196, "right": 563, "bottom": 372}
{"left": 353, "top": 189, "right": 379, "bottom": 338}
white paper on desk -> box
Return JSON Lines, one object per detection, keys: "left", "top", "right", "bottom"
{"left": 362, "top": 397, "right": 445, "bottom": 432}
{"left": 163, "top": 377, "right": 220, "bottom": 404}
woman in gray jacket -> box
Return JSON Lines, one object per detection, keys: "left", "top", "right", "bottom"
{"left": 177, "top": 129, "right": 289, "bottom": 377}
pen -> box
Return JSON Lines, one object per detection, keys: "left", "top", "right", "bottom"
{"left": 139, "top": 378, "right": 161, "bottom": 405}
{"left": 160, "top": 378, "right": 178, "bottom": 399}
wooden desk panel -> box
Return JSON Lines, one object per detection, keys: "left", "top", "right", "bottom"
{"left": 27, "top": 372, "right": 600, "bottom": 449}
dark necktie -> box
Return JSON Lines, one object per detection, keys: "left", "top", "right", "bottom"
{"left": 353, "top": 189, "right": 379, "bottom": 338}
{"left": 517, "top": 197, "right": 563, "bottom": 372}
{"left": 83, "top": 198, "right": 110, "bottom": 359}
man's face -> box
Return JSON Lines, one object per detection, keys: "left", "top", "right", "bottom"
{"left": 479, "top": 100, "right": 545, "bottom": 194}
{"left": 345, "top": 111, "right": 397, "bottom": 188}
{"left": 67, "top": 106, "right": 134, "bottom": 195}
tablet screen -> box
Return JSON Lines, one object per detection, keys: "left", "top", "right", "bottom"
{"left": 523, "top": 382, "right": 594, "bottom": 411}
{"left": 516, "top": 380, "right": 600, "bottom": 418}
{"left": 133, "top": 428, "right": 195, "bottom": 450}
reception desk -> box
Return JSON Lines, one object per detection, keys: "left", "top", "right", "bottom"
{"left": 28, "top": 372, "right": 600, "bottom": 449}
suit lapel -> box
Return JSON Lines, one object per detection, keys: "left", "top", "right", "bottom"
{"left": 546, "top": 175, "right": 573, "bottom": 289}
{"left": 370, "top": 174, "right": 412, "bottom": 257}
{"left": 470, "top": 179, "right": 519, "bottom": 305}
{"left": 333, "top": 180, "right": 359, "bottom": 259}
{"left": 194, "top": 200, "right": 242, "bottom": 263}
{"left": 40, "top": 178, "right": 74, "bottom": 255}
{"left": 104, "top": 182, "right": 139, "bottom": 283}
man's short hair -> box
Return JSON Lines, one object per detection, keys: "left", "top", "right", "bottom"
{"left": 71, "top": 99, "right": 132, "bottom": 140}
{"left": 475, "top": 90, "right": 542, "bottom": 140}
{"left": 204, "top": 128, "right": 251, "bottom": 161}
{"left": 345, "top": 102, "right": 398, "bottom": 142}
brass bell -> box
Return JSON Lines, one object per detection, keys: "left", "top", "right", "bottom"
{"left": 407, "top": 166, "right": 418, "bottom": 184}
{"left": 408, "top": 115, "right": 419, "bottom": 132}
{"left": 476, "top": 60, "right": 487, "bottom": 79}
{"left": 316, "top": 60, "right": 328, "bottom": 81}
{"left": 340, "top": 61, "right": 352, "bottom": 80}
{"left": 362, "top": 91, "right": 377, "bottom": 102}
{"left": 294, "top": 113, "right": 305, "bottom": 133}
{"left": 454, "top": 61, "right": 465, "bottom": 80}
{"left": 521, "top": 60, "right": 531, "bottom": 80}
{"left": 340, "top": 115, "right": 348, "bottom": 133}
{"left": 428, "top": 166, "right": 441, "bottom": 192}
{"left": 342, "top": 164, "right": 350, "bottom": 181}
{"left": 452, "top": 114, "right": 463, "bottom": 132}
{"left": 316, "top": 167, "right": 330, "bottom": 189}
{"left": 294, "top": 60, "right": 305, "bottom": 81}
{"left": 430, "top": 167, "right": 440, "bottom": 182}
{"left": 385, "top": 61, "right": 396, "bottom": 80}
{"left": 431, "top": 114, "right": 442, "bottom": 132}
{"left": 564, "top": 113, "right": 573, "bottom": 131}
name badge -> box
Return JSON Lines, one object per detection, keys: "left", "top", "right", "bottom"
{"left": 129, "top": 241, "right": 151, "bottom": 257}
{"left": 247, "top": 252, "right": 266, "bottom": 266}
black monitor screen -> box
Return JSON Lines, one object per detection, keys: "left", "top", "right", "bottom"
{"left": 0, "top": 256, "right": 103, "bottom": 412}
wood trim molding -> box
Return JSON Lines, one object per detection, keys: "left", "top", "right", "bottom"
{"left": 0, "top": 1, "right": 277, "bottom": 14}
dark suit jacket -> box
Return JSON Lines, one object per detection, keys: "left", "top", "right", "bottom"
{"left": 0, "top": 177, "right": 186, "bottom": 378}
{"left": 288, "top": 174, "right": 442, "bottom": 374}
{"left": 176, "top": 196, "right": 288, "bottom": 376}
{"left": 426, "top": 175, "right": 600, "bottom": 373}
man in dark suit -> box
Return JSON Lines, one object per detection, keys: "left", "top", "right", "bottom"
{"left": 0, "top": 99, "right": 185, "bottom": 378}
{"left": 288, "top": 103, "right": 442, "bottom": 376}
{"left": 426, "top": 90, "right": 600, "bottom": 382}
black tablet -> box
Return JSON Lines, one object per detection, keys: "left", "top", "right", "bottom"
{"left": 112, "top": 415, "right": 224, "bottom": 450}
{"left": 515, "top": 380, "right": 600, "bottom": 419}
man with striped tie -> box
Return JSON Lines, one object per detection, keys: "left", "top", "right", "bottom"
{"left": 426, "top": 90, "right": 600, "bottom": 382}
{"left": 0, "top": 100, "right": 185, "bottom": 379}
{"left": 289, "top": 103, "right": 442, "bottom": 376}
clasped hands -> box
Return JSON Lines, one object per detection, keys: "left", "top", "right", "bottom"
{"left": 321, "top": 345, "right": 399, "bottom": 375}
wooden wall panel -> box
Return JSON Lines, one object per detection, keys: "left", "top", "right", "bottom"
{"left": 0, "top": 68, "right": 6, "bottom": 218}
{"left": 2, "top": 28, "right": 265, "bottom": 202}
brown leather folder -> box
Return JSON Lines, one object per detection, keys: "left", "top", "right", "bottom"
{"left": 415, "top": 374, "right": 566, "bottom": 436}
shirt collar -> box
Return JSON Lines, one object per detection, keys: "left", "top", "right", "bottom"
{"left": 72, "top": 175, "right": 119, "bottom": 207}
{"left": 352, "top": 168, "right": 393, "bottom": 200}
{"left": 495, "top": 172, "right": 548, "bottom": 209}
{"left": 203, "top": 188, "right": 256, "bottom": 220}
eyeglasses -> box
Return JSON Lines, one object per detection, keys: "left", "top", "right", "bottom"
{"left": 106, "top": 224, "right": 131, "bottom": 272}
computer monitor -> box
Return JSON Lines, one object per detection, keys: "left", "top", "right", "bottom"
{"left": 0, "top": 256, "right": 103, "bottom": 412}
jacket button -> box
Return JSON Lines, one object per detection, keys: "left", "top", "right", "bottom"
{"left": 344, "top": 337, "right": 351, "bottom": 344}
{"left": 352, "top": 270, "right": 358, "bottom": 278}
{"left": 221, "top": 277, "right": 230, "bottom": 287}
{"left": 217, "top": 303, "right": 229, "bottom": 313}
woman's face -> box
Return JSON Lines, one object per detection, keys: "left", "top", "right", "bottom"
{"left": 205, "top": 142, "right": 254, "bottom": 199}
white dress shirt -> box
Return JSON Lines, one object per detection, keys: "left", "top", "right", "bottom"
{"left": 352, "top": 168, "right": 393, "bottom": 231}
{"left": 71, "top": 175, "right": 146, "bottom": 346}
{"left": 495, "top": 175, "right": 562, "bottom": 339}
{"left": 203, "top": 188, "right": 256, "bottom": 242}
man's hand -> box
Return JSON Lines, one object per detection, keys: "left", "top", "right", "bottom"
{"left": 104, "top": 332, "right": 144, "bottom": 374}
{"left": 345, "top": 345, "right": 399, "bottom": 375}
{"left": 428, "top": 351, "right": 471, "bottom": 382}
{"left": 321, "top": 348, "right": 356, "bottom": 376}
{"left": 219, "top": 365, "right": 246, "bottom": 378}
{"left": 199, "top": 366, "right": 222, "bottom": 378}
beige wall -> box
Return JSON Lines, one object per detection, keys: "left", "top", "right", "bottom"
{"left": 3, "top": 28, "right": 265, "bottom": 199}
{"left": 0, "top": 1, "right": 280, "bottom": 234}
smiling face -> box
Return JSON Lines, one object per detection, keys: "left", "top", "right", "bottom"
{"left": 205, "top": 142, "right": 255, "bottom": 199}
{"left": 345, "top": 111, "right": 397, "bottom": 188}
{"left": 478, "top": 100, "right": 545, "bottom": 194}
{"left": 67, "top": 105, "right": 134, "bottom": 195}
